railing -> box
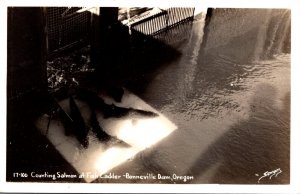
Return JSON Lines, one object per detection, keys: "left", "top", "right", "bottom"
{"left": 166, "top": 7, "right": 195, "bottom": 27}
{"left": 124, "top": 8, "right": 168, "bottom": 35}
{"left": 124, "top": 7, "right": 195, "bottom": 36}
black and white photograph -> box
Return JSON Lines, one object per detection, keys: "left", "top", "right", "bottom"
{"left": 2, "top": 0, "right": 300, "bottom": 193}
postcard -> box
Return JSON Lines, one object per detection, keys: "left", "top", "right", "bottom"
{"left": 1, "top": 0, "right": 299, "bottom": 193}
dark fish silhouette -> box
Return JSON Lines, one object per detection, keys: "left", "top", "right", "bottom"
{"left": 89, "top": 103, "right": 132, "bottom": 147}
{"left": 89, "top": 107, "right": 111, "bottom": 142}
{"left": 76, "top": 89, "right": 113, "bottom": 142}
{"left": 108, "top": 136, "right": 131, "bottom": 148}
{"left": 103, "top": 104, "right": 158, "bottom": 119}
{"left": 79, "top": 90, "right": 132, "bottom": 146}
{"left": 57, "top": 105, "right": 73, "bottom": 136}
{"left": 69, "top": 96, "right": 89, "bottom": 148}
{"left": 76, "top": 88, "right": 158, "bottom": 119}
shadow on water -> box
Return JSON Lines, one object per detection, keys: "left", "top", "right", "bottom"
{"left": 125, "top": 28, "right": 183, "bottom": 94}
{"left": 90, "top": 10, "right": 182, "bottom": 98}
{"left": 187, "top": 83, "right": 290, "bottom": 184}
{"left": 155, "top": 19, "right": 194, "bottom": 48}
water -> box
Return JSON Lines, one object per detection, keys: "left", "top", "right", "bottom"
{"left": 95, "top": 8, "right": 290, "bottom": 184}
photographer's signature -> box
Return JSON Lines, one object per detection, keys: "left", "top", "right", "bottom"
{"left": 255, "top": 168, "right": 282, "bottom": 183}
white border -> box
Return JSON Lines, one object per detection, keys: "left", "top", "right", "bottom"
{"left": 0, "top": 183, "right": 297, "bottom": 193}
{"left": 1, "top": 0, "right": 299, "bottom": 193}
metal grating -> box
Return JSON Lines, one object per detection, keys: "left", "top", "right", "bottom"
{"left": 123, "top": 7, "right": 195, "bottom": 36}
{"left": 127, "top": 8, "right": 168, "bottom": 35}
{"left": 45, "top": 7, "right": 91, "bottom": 55}
{"left": 166, "top": 7, "right": 195, "bottom": 27}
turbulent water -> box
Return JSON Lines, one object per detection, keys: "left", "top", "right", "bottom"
{"left": 95, "top": 8, "right": 291, "bottom": 184}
